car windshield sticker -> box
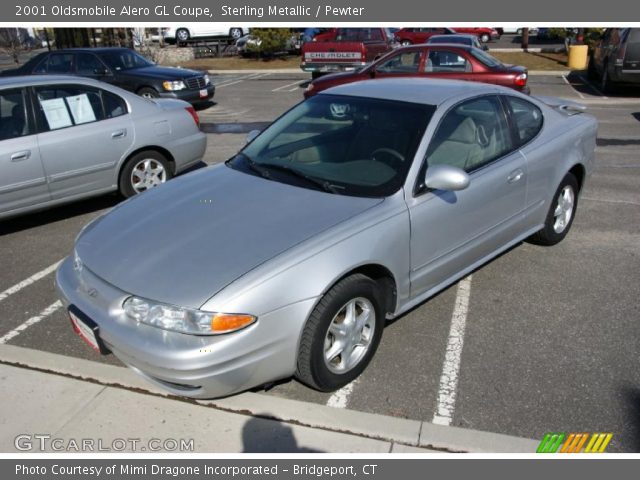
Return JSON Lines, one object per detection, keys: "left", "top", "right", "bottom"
{"left": 40, "top": 98, "right": 72, "bottom": 130}
{"left": 66, "top": 94, "right": 96, "bottom": 125}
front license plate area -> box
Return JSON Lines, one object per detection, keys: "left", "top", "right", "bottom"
{"left": 69, "top": 306, "right": 109, "bottom": 355}
{"left": 199, "top": 88, "right": 208, "bottom": 98}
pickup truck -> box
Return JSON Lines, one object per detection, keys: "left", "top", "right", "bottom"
{"left": 301, "top": 28, "right": 397, "bottom": 79}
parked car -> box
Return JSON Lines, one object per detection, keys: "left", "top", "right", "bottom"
{"left": 304, "top": 44, "right": 530, "bottom": 98}
{"left": 163, "top": 26, "right": 249, "bottom": 45}
{"left": 427, "top": 34, "right": 487, "bottom": 50}
{"left": 394, "top": 27, "right": 457, "bottom": 46}
{"left": 0, "top": 48, "right": 215, "bottom": 105}
{"left": 452, "top": 28, "right": 501, "bottom": 43}
{"left": 56, "top": 78, "right": 597, "bottom": 398}
{"left": 0, "top": 75, "right": 206, "bottom": 219}
{"left": 589, "top": 28, "right": 640, "bottom": 93}
{"left": 500, "top": 27, "right": 539, "bottom": 36}
{"left": 236, "top": 32, "right": 302, "bottom": 57}
{"left": 310, "top": 28, "right": 338, "bottom": 43}
{"left": 301, "top": 28, "right": 397, "bottom": 79}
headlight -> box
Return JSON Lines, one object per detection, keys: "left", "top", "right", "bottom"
{"left": 122, "top": 296, "right": 256, "bottom": 335}
{"left": 162, "top": 80, "right": 186, "bottom": 91}
{"left": 203, "top": 74, "right": 210, "bottom": 85}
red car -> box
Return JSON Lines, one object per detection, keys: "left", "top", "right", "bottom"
{"left": 304, "top": 44, "right": 529, "bottom": 98}
{"left": 394, "top": 27, "right": 457, "bottom": 46}
{"left": 452, "top": 27, "right": 501, "bottom": 43}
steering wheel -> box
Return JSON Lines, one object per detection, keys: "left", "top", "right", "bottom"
{"left": 371, "top": 147, "right": 405, "bottom": 167}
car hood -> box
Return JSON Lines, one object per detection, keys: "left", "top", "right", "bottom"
{"left": 118, "top": 65, "right": 203, "bottom": 80}
{"left": 76, "top": 165, "right": 382, "bottom": 309}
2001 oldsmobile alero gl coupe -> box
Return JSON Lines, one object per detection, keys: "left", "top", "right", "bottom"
{"left": 57, "top": 79, "right": 597, "bottom": 398}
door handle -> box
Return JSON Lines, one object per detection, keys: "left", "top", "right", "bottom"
{"left": 507, "top": 169, "right": 524, "bottom": 184}
{"left": 10, "top": 150, "right": 31, "bottom": 162}
{"left": 111, "top": 129, "right": 126, "bottom": 139}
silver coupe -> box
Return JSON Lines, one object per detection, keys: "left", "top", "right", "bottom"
{"left": 56, "top": 78, "right": 597, "bottom": 398}
{"left": 0, "top": 75, "right": 206, "bottom": 219}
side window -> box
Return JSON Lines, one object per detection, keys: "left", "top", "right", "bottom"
{"left": 0, "top": 88, "right": 29, "bottom": 141}
{"left": 76, "top": 53, "right": 106, "bottom": 75}
{"left": 35, "top": 85, "right": 105, "bottom": 131}
{"left": 102, "top": 91, "right": 128, "bottom": 119}
{"left": 505, "top": 96, "right": 543, "bottom": 146}
{"left": 369, "top": 29, "right": 383, "bottom": 41}
{"left": 425, "top": 96, "right": 512, "bottom": 172}
{"left": 425, "top": 50, "right": 472, "bottom": 73}
{"left": 32, "top": 56, "right": 50, "bottom": 74}
{"left": 46, "top": 54, "right": 73, "bottom": 74}
{"left": 376, "top": 51, "right": 422, "bottom": 73}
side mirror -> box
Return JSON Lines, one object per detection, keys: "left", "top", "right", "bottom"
{"left": 424, "top": 164, "right": 470, "bottom": 191}
{"left": 246, "top": 129, "right": 260, "bottom": 144}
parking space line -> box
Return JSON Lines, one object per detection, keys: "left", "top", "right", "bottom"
{"left": 272, "top": 80, "right": 305, "bottom": 92}
{"left": 432, "top": 275, "right": 473, "bottom": 426}
{"left": 562, "top": 75, "right": 586, "bottom": 99}
{"left": 326, "top": 379, "right": 358, "bottom": 409}
{"left": 0, "top": 260, "right": 62, "bottom": 303}
{"left": 0, "top": 300, "right": 62, "bottom": 344}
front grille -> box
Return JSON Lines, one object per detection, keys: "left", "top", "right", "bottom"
{"left": 185, "top": 76, "right": 206, "bottom": 90}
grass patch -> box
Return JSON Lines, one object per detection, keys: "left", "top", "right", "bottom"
{"left": 173, "top": 56, "right": 301, "bottom": 70}
{"left": 490, "top": 51, "right": 569, "bottom": 70}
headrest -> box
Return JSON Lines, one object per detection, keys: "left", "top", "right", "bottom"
{"left": 447, "top": 117, "right": 477, "bottom": 144}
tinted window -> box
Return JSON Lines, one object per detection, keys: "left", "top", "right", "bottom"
{"left": 99, "top": 50, "right": 153, "bottom": 71}
{"left": 34, "top": 85, "right": 127, "bottom": 131}
{"left": 426, "top": 96, "right": 512, "bottom": 172}
{"left": 230, "top": 94, "right": 436, "bottom": 198}
{"left": 46, "top": 54, "right": 74, "bottom": 74}
{"left": 0, "top": 88, "right": 29, "bottom": 140}
{"left": 76, "top": 53, "right": 106, "bottom": 75}
{"left": 425, "top": 50, "right": 471, "bottom": 73}
{"left": 505, "top": 96, "right": 543, "bottom": 146}
{"left": 469, "top": 48, "right": 502, "bottom": 68}
{"left": 376, "top": 51, "right": 422, "bottom": 73}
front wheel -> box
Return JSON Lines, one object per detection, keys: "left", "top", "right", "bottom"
{"left": 229, "top": 28, "right": 243, "bottom": 40}
{"left": 401, "top": 40, "right": 412, "bottom": 46}
{"left": 119, "top": 151, "right": 172, "bottom": 198}
{"left": 530, "top": 173, "right": 579, "bottom": 246}
{"left": 296, "top": 274, "right": 385, "bottom": 391}
{"left": 137, "top": 87, "right": 159, "bottom": 99}
{"left": 480, "top": 33, "right": 490, "bottom": 43}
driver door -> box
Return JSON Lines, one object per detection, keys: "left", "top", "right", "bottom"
{"left": 374, "top": 50, "right": 425, "bottom": 79}
{"left": 407, "top": 95, "right": 528, "bottom": 297}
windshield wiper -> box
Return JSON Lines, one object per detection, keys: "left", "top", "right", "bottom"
{"left": 259, "top": 162, "right": 340, "bottom": 194}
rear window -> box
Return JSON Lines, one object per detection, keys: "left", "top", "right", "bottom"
{"left": 505, "top": 96, "right": 543, "bottom": 146}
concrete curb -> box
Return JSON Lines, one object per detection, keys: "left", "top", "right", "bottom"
{"left": 0, "top": 344, "right": 539, "bottom": 453}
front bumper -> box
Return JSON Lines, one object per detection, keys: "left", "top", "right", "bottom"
{"left": 55, "top": 256, "right": 316, "bottom": 399}
{"left": 159, "top": 84, "right": 215, "bottom": 104}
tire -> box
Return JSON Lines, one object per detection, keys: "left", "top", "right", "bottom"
{"left": 401, "top": 40, "right": 412, "bottom": 46}
{"left": 600, "top": 64, "right": 614, "bottom": 94}
{"left": 530, "top": 173, "right": 579, "bottom": 246}
{"left": 296, "top": 274, "right": 385, "bottom": 392}
{"left": 229, "top": 28, "right": 243, "bottom": 40}
{"left": 119, "top": 151, "right": 172, "bottom": 198}
{"left": 480, "top": 33, "right": 490, "bottom": 43}
{"left": 176, "top": 28, "right": 190, "bottom": 43}
{"left": 137, "top": 87, "right": 159, "bottom": 99}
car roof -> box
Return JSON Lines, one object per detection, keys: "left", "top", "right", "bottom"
{"left": 430, "top": 34, "right": 477, "bottom": 40}
{"left": 0, "top": 75, "right": 108, "bottom": 88}
{"left": 41, "top": 47, "right": 131, "bottom": 53}
{"left": 320, "top": 78, "right": 503, "bottom": 106}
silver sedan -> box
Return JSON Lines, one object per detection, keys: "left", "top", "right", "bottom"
{"left": 56, "top": 78, "right": 597, "bottom": 398}
{"left": 0, "top": 75, "right": 206, "bottom": 219}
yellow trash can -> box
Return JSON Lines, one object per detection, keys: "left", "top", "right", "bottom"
{"left": 567, "top": 45, "right": 589, "bottom": 70}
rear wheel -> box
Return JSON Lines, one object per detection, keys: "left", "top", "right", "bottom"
{"left": 176, "top": 28, "right": 190, "bottom": 43}
{"left": 530, "top": 173, "right": 579, "bottom": 246}
{"left": 296, "top": 274, "right": 385, "bottom": 391}
{"left": 119, "top": 151, "right": 172, "bottom": 198}
{"left": 401, "top": 40, "right": 412, "bottom": 46}
{"left": 229, "top": 28, "right": 243, "bottom": 40}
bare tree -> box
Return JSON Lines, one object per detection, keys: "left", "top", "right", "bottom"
{"left": 0, "top": 28, "right": 32, "bottom": 65}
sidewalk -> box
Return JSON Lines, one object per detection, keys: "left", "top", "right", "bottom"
{"left": 0, "top": 345, "right": 538, "bottom": 454}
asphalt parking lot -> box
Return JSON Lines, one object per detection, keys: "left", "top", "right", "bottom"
{"left": 1, "top": 71, "right": 639, "bottom": 452}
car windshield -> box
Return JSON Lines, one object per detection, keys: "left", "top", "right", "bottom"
{"left": 469, "top": 48, "right": 503, "bottom": 67}
{"left": 227, "top": 94, "right": 435, "bottom": 198}
{"left": 99, "top": 50, "right": 154, "bottom": 71}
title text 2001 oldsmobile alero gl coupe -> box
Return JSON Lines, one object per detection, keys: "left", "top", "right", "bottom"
{"left": 57, "top": 79, "right": 597, "bottom": 398}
